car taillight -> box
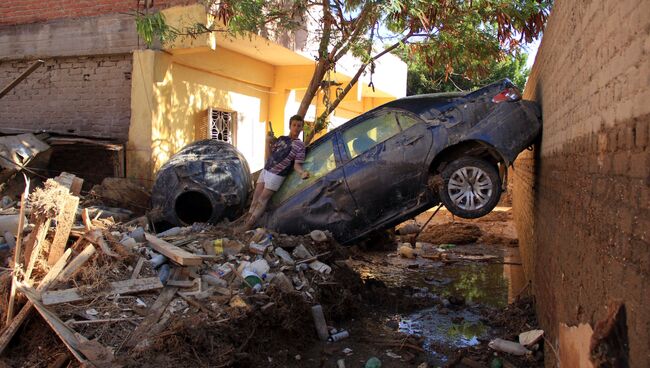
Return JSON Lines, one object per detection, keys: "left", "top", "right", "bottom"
{"left": 492, "top": 87, "right": 522, "bottom": 103}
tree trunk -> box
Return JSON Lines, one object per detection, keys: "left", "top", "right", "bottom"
{"left": 296, "top": 58, "right": 328, "bottom": 118}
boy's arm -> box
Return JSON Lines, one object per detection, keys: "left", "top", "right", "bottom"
{"left": 294, "top": 162, "right": 309, "bottom": 179}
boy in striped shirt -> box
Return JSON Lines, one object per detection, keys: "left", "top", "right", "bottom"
{"left": 243, "top": 115, "right": 309, "bottom": 229}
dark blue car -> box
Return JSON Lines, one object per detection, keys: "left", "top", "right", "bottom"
{"left": 264, "top": 79, "right": 541, "bottom": 244}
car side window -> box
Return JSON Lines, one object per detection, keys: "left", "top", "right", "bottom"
{"left": 342, "top": 112, "right": 400, "bottom": 159}
{"left": 396, "top": 112, "right": 422, "bottom": 130}
{"left": 272, "top": 138, "right": 336, "bottom": 204}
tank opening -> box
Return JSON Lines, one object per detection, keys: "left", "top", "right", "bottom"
{"left": 175, "top": 191, "right": 213, "bottom": 225}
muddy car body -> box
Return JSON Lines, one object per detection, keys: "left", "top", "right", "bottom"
{"left": 263, "top": 79, "right": 541, "bottom": 244}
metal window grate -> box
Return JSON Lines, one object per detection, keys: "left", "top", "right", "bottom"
{"left": 208, "top": 108, "right": 236, "bottom": 144}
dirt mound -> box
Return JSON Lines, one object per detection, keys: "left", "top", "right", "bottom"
{"left": 480, "top": 234, "right": 519, "bottom": 246}
{"left": 418, "top": 223, "right": 482, "bottom": 245}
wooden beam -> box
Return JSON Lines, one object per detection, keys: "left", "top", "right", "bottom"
{"left": 17, "top": 283, "right": 114, "bottom": 367}
{"left": 70, "top": 178, "right": 84, "bottom": 196}
{"left": 145, "top": 234, "right": 202, "bottom": 266}
{"left": 24, "top": 217, "right": 52, "bottom": 281}
{"left": 0, "top": 248, "right": 72, "bottom": 354}
{"left": 54, "top": 243, "right": 96, "bottom": 286}
{"left": 166, "top": 280, "right": 194, "bottom": 288}
{"left": 81, "top": 209, "right": 92, "bottom": 231}
{"left": 42, "top": 277, "right": 163, "bottom": 305}
{"left": 130, "top": 257, "right": 145, "bottom": 279}
{"left": 0, "top": 60, "right": 44, "bottom": 99}
{"left": 6, "top": 176, "right": 29, "bottom": 325}
{"left": 53, "top": 172, "right": 84, "bottom": 196}
{"left": 85, "top": 229, "right": 119, "bottom": 258}
{"left": 124, "top": 286, "right": 179, "bottom": 348}
{"left": 47, "top": 195, "right": 79, "bottom": 266}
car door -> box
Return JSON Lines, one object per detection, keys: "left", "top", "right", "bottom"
{"left": 391, "top": 110, "right": 435, "bottom": 209}
{"left": 340, "top": 109, "right": 431, "bottom": 226}
{"left": 266, "top": 136, "right": 364, "bottom": 241}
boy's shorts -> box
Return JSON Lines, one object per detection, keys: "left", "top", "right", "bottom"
{"left": 257, "top": 169, "right": 285, "bottom": 191}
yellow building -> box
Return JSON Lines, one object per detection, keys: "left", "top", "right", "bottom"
{"left": 127, "top": 4, "right": 407, "bottom": 185}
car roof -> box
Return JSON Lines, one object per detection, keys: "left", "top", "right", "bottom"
{"left": 308, "top": 79, "right": 513, "bottom": 147}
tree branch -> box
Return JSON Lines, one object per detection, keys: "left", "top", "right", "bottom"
{"left": 309, "top": 30, "right": 414, "bottom": 141}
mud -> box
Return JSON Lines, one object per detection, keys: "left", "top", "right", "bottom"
{"left": 0, "top": 204, "right": 539, "bottom": 368}
{"left": 417, "top": 223, "right": 482, "bottom": 245}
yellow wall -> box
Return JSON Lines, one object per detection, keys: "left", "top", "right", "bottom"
{"left": 127, "top": 49, "right": 399, "bottom": 186}
{"left": 128, "top": 49, "right": 273, "bottom": 185}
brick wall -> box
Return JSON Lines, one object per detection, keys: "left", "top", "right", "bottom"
{"left": 0, "top": 0, "right": 194, "bottom": 26}
{"left": 0, "top": 55, "right": 133, "bottom": 141}
{"left": 512, "top": 0, "right": 650, "bottom": 366}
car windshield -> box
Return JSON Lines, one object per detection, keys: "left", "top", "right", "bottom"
{"left": 271, "top": 137, "right": 337, "bottom": 205}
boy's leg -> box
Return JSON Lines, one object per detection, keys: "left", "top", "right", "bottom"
{"left": 245, "top": 188, "right": 275, "bottom": 229}
{"left": 249, "top": 181, "right": 265, "bottom": 214}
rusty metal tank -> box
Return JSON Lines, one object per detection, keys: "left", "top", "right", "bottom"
{"left": 150, "top": 140, "right": 253, "bottom": 228}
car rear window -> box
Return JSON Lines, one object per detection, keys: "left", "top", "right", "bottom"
{"left": 271, "top": 138, "right": 337, "bottom": 204}
{"left": 342, "top": 112, "right": 400, "bottom": 159}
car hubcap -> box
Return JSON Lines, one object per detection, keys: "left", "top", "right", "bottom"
{"left": 447, "top": 166, "right": 493, "bottom": 210}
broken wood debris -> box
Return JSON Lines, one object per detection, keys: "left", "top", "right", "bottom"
{"left": 42, "top": 277, "right": 163, "bottom": 305}
{"left": 0, "top": 171, "right": 351, "bottom": 366}
{"left": 145, "top": 233, "right": 203, "bottom": 266}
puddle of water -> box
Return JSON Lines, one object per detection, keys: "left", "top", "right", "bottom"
{"left": 414, "top": 263, "right": 510, "bottom": 308}
{"left": 399, "top": 307, "right": 487, "bottom": 364}
{"left": 398, "top": 250, "right": 526, "bottom": 365}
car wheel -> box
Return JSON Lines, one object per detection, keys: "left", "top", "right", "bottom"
{"left": 439, "top": 157, "right": 502, "bottom": 219}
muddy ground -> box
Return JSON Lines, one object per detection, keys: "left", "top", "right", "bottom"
{"left": 1, "top": 206, "right": 543, "bottom": 368}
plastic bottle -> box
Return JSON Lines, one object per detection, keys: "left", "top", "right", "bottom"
{"left": 328, "top": 330, "right": 350, "bottom": 342}
{"left": 150, "top": 253, "right": 167, "bottom": 268}
{"left": 158, "top": 264, "right": 171, "bottom": 284}
{"left": 250, "top": 259, "right": 270, "bottom": 277}
{"left": 202, "top": 272, "right": 228, "bottom": 287}
{"left": 488, "top": 338, "right": 531, "bottom": 355}
{"left": 129, "top": 227, "right": 146, "bottom": 242}
{"left": 365, "top": 357, "right": 381, "bottom": 368}
{"left": 311, "top": 305, "right": 329, "bottom": 341}
{"left": 309, "top": 260, "right": 332, "bottom": 274}
{"left": 274, "top": 247, "right": 295, "bottom": 265}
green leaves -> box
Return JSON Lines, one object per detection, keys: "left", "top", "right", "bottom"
{"left": 135, "top": 11, "right": 179, "bottom": 48}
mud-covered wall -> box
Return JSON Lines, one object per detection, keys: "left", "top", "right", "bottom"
{"left": 512, "top": 0, "right": 649, "bottom": 366}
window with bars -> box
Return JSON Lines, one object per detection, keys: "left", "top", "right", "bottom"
{"left": 207, "top": 108, "right": 237, "bottom": 145}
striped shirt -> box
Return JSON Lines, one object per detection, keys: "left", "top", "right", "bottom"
{"left": 264, "top": 136, "right": 306, "bottom": 177}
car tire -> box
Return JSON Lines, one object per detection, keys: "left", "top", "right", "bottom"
{"left": 439, "top": 157, "right": 502, "bottom": 219}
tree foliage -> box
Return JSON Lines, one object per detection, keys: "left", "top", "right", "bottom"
{"left": 138, "top": 0, "right": 552, "bottom": 143}
{"left": 406, "top": 51, "right": 530, "bottom": 95}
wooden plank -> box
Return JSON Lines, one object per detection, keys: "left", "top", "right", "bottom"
{"left": 18, "top": 283, "right": 114, "bottom": 367}
{"left": 166, "top": 280, "right": 194, "bottom": 288}
{"left": 145, "top": 233, "right": 202, "bottom": 266}
{"left": 6, "top": 176, "right": 29, "bottom": 325}
{"left": 55, "top": 243, "right": 96, "bottom": 284}
{"left": 47, "top": 194, "right": 79, "bottom": 266}
{"left": 81, "top": 208, "right": 92, "bottom": 231}
{"left": 85, "top": 229, "right": 119, "bottom": 258}
{"left": 42, "top": 277, "right": 163, "bottom": 305}
{"left": 23, "top": 216, "right": 50, "bottom": 278}
{"left": 0, "top": 248, "right": 74, "bottom": 354}
{"left": 130, "top": 257, "right": 145, "bottom": 279}
{"left": 17, "top": 283, "right": 87, "bottom": 364}
{"left": 125, "top": 286, "right": 179, "bottom": 348}
{"left": 70, "top": 178, "right": 84, "bottom": 196}
{"left": 53, "top": 172, "right": 84, "bottom": 196}
{"left": 0, "top": 60, "right": 44, "bottom": 99}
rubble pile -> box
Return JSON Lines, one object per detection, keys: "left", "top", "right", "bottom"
{"left": 0, "top": 173, "right": 367, "bottom": 367}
